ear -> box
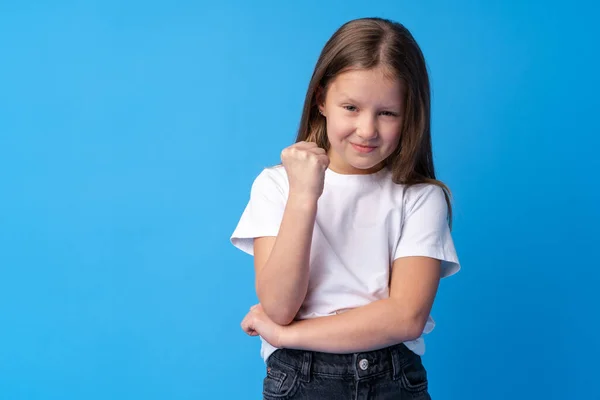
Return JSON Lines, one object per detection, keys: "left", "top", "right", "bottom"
{"left": 316, "top": 86, "right": 326, "bottom": 115}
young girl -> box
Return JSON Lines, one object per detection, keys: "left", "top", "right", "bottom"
{"left": 231, "top": 17, "right": 460, "bottom": 400}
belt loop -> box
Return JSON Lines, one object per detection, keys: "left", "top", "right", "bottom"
{"left": 390, "top": 345, "right": 402, "bottom": 381}
{"left": 300, "top": 351, "right": 312, "bottom": 383}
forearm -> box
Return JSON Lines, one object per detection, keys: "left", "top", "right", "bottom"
{"left": 280, "top": 298, "right": 424, "bottom": 353}
{"left": 256, "top": 194, "right": 318, "bottom": 325}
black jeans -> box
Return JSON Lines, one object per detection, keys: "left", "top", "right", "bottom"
{"left": 263, "top": 343, "right": 431, "bottom": 399}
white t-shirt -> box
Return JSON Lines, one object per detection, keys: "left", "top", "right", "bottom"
{"left": 231, "top": 165, "right": 460, "bottom": 362}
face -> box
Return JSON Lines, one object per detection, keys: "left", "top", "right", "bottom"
{"left": 319, "top": 66, "right": 405, "bottom": 175}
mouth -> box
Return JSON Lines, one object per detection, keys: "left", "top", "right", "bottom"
{"left": 351, "top": 143, "right": 377, "bottom": 153}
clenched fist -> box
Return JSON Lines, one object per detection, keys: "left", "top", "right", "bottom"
{"left": 281, "top": 141, "right": 330, "bottom": 200}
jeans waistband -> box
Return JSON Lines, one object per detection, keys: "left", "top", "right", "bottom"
{"left": 269, "top": 343, "right": 421, "bottom": 382}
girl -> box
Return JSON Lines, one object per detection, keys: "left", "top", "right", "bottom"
{"left": 231, "top": 17, "right": 460, "bottom": 400}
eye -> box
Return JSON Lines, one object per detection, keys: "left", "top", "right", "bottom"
{"left": 343, "top": 105, "right": 357, "bottom": 112}
{"left": 380, "top": 111, "right": 399, "bottom": 117}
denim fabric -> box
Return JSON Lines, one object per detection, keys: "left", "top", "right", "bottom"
{"left": 262, "top": 343, "right": 431, "bottom": 400}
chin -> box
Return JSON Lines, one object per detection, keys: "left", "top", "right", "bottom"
{"left": 344, "top": 156, "right": 385, "bottom": 173}
{"left": 329, "top": 145, "right": 387, "bottom": 174}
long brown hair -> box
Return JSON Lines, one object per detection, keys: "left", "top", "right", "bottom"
{"left": 295, "top": 17, "right": 453, "bottom": 227}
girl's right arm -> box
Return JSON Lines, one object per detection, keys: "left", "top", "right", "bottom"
{"left": 254, "top": 141, "right": 329, "bottom": 326}
{"left": 253, "top": 193, "right": 318, "bottom": 326}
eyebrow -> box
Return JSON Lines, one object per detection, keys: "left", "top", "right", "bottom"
{"left": 337, "top": 93, "right": 402, "bottom": 109}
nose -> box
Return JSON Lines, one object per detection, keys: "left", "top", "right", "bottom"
{"left": 356, "top": 114, "right": 378, "bottom": 140}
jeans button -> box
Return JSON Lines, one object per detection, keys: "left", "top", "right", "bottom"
{"left": 359, "top": 358, "right": 369, "bottom": 370}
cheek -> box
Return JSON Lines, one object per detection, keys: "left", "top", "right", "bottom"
{"left": 326, "top": 117, "right": 354, "bottom": 143}
{"left": 382, "top": 130, "right": 401, "bottom": 145}
{"left": 378, "top": 128, "right": 402, "bottom": 155}
{"left": 380, "top": 121, "right": 402, "bottom": 143}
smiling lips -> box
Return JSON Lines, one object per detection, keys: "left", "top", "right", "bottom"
{"left": 351, "top": 143, "right": 377, "bottom": 153}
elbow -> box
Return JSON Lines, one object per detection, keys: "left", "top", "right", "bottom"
{"left": 273, "top": 314, "right": 296, "bottom": 326}
{"left": 256, "top": 284, "right": 301, "bottom": 326}
{"left": 392, "top": 313, "right": 428, "bottom": 342}
{"left": 263, "top": 305, "right": 296, "bottom": 326}
{"left": 256, "top": 292, "right": 298, "bottom": 325}
{"left": 407, "top": 319, "right": 427, "bottom": 341}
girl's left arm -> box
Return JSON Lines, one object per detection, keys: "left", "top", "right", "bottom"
{"left": 278, "top": 256, "right": 441, "bottom": 353}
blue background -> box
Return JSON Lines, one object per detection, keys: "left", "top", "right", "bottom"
{"left": 1, "top": 1, "right": 598, "bottom": 399}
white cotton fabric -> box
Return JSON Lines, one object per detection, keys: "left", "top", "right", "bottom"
{"left": 231, "top": 165, "right": 460, "bottom": 362}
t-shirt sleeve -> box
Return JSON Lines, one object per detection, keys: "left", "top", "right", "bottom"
{"left": 230, "top": 168, "right": 286, "bottom": 256}
{"left": 393, "top": 184, "right": 460, "bottom": 278}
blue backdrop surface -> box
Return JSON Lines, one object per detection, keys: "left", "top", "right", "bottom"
{"left": 1, "top": 1, "right": 598, "bottom": 399}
